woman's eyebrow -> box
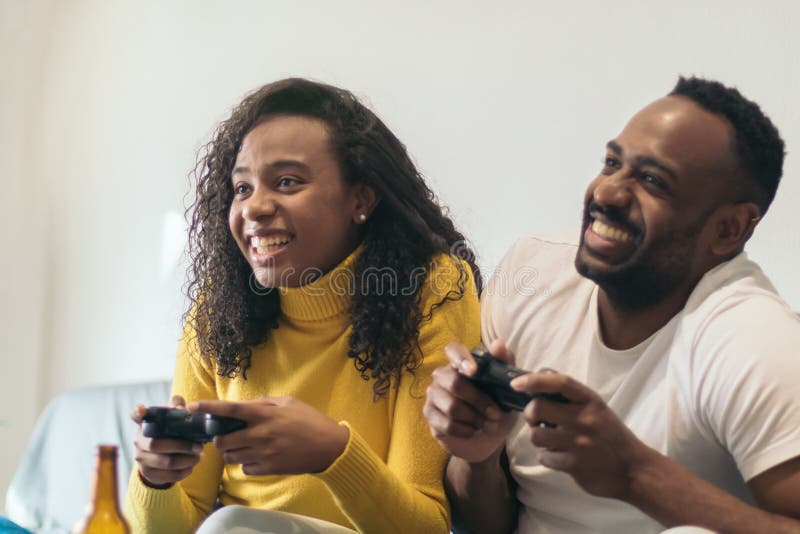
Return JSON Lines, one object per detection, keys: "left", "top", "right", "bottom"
{"left": 232, "top": 159, "right": 312, "bottom": 176}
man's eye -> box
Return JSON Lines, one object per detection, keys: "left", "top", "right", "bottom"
{"left": 602, "top": 156, "right": 620, "bottom": 169}
{"left": 641, "top": 173, "right": 663, "bottom": 187}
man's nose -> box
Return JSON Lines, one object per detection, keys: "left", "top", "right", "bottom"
{"left": 592, "top": 170, "right": 633, "bottom": 208}
{"left": 241, "top": 189, "right": 278, "bottom": 220}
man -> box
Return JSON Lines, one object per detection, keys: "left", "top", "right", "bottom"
{"left": 424, "top": 77, "right": 800, "bottom": 533}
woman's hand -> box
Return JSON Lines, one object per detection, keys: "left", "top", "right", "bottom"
{"left": 188, "top": 397, "right": 350, "bottom": 476}
{"left": 130, "top": 395, "right": 204, "bottom": 488}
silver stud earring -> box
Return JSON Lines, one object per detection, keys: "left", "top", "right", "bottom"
{"left": 359, "top": 213, "right": 367, "bottom": 222}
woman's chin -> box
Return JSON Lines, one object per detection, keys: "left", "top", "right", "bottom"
{"left": 249, "top": 268, "right": 279, "bottom": 291}
{"left": 250, "top": 268, "right": 313, "bottom": 290}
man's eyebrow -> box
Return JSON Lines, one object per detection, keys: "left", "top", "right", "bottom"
{"left": 605, "top": 140, "right": 677, "bottom": 181}
{"left": 231, "top": 160, "right": 311, "bottom": 176}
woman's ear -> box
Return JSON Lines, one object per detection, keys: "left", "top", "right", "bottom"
{"left": 710, "top": 202, "right": 760, "bottom": 257}
{"left": 352, "top": 184, "right": 379, "bottom": 224}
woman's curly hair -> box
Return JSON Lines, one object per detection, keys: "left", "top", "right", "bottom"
{"left": 185, "top": 78, "right": 482, "bottom": 398}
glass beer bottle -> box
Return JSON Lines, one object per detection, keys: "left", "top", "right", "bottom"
{"left": 73, "top": 444, "right": 131, "bottom": 534}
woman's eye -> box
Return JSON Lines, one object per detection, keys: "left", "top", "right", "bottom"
{"left": 233, "top": 183, "right": 250, "bottom": 195}
{"left": 276, "top": 176, "right": 300, "bottom": 188}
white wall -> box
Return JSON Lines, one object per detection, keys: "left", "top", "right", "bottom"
{"left": 0, "top": 0, "right": 55, "bottom": 511}
{"left": 2, "top": 0, "right": 799, "bottom": 504}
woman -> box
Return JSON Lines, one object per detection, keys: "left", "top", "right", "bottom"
{"left": 124, "top": 78, "right": 481, "bottom": 533}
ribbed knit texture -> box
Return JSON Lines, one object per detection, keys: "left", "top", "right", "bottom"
{"left": 124, "top": 249, "right": 480, "bottom": 533}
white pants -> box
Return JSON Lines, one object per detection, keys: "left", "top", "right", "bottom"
{"left": 194, "top": 506, "right": 718, "bottom": 534}
{"left": 662, "top": 528, "right": 718, "bottom": 533}
{"left": 195, "top": 505, "right": 357, "bottom": 534}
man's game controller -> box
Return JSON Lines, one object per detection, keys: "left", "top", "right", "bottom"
{"left": 465, "top": 347, "right": 569, "bottom": 411}
{"left": 141, "top": 407, "right": 246, "bottom": 443}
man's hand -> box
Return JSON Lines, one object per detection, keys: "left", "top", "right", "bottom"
{"left": 188, "top": 397, "right": 349, "bottom": 476}
{"left": 424, "top": 339, "right": 519, "bottom": 463}
{"left": 510, "top": 371, "right": 651, "bottom": 499}
{"left": 512, "top": 372, "right": 800, "bottom": 532}
{"left": 131, "top": 395, "right": 204, "bottom": 488}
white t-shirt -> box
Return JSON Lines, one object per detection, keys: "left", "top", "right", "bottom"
{"left": 481, "top": 236, "right": 800, "bottom": 534}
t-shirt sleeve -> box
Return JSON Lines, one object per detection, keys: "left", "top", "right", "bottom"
{"left": 314, "top": 255, "right": 481, "bottom": 533}
{"left": 693, "top": 296, "right": 800, "bottom": 481}
{"left": 124, "top": 324, "right": 225, "bottom": 533}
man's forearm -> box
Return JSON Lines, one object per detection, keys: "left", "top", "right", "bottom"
{"left": 445, "top": 448, "right": 518, "bottom": 534}
{"left": 626, "top": 449, "right": 800, "bottom": 533}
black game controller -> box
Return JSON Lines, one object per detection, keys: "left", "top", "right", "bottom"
{"left": 142, "top": 407, "right": 246, "bottom": 443}
{"left": 465, "top": 347, "right": 569, "bottom": 411}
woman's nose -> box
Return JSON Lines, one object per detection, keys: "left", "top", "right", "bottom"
{"left": 241, "top": 189, "right": 278, "bottom": 220}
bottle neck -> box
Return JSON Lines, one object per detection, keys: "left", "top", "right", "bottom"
{"left": 91, "top": 447, "right": 121, "bottom": 512}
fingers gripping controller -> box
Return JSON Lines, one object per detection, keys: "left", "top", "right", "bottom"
{"left": 142, "top": 407, "right": 246, "bottom": 443}
{"left": 465, "top": 347, "right": 569, "bottom": 411}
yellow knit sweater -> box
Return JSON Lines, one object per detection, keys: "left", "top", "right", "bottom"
{"left": 124, "top": 249, "right": 480, "bottom": 533}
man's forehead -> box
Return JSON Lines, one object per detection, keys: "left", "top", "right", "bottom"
{"left": 615, "top": 96, "right": 736, "bottom": 175}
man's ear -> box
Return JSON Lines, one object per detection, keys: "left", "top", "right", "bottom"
{"left": 710, "top": 202, "right": 760, "bottom": 256}
{"left": 352, "top": 183, "right": 379, "bottom": 224}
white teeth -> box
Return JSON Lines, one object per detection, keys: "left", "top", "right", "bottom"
{"left": 251, "top": 236, "right": 291, "bottom": 247}
{"left": 250, "top": 235, "right": 292, "bottom": 250}
{"left": 592, "top": 220, "right": 632, "bottom": 243}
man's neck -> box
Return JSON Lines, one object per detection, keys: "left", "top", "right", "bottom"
{"left": 596, "top": 283, "right": 697, "bottom": 350}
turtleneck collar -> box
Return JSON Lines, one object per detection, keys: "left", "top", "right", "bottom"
{"left": 277, "top": 244, "right": 363, "bottom": 322}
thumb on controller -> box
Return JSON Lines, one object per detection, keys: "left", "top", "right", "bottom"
{"left": 171, "top": 395, "right": 187, "bottom": 410}
{"left": 487, "top": 339, "right": 516, "bottom": 366}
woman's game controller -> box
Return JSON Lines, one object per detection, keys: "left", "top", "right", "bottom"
{"left": 141, "top": 407, "right": 246, "bottom": 442}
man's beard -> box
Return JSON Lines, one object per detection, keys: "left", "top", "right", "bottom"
{"left": 575, "top": 204, "right": 705, "bottom": 312}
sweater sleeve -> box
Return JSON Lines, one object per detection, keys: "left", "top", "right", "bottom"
{"left": 314, "top": 256, "right": 482, "bottom": 533}
{"left": 124, "top": 326, "right": 225, "bottom": 534}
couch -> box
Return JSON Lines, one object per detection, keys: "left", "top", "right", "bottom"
{"left": 4, "top": 380, "right": 171, "bottom": 534}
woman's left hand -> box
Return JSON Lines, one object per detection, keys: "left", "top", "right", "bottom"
{"left": 188, "top": 397, "right": 350, "bottom": 476}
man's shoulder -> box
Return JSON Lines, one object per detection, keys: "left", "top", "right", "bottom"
{"left": 484, "top": 233, "right": 592, "bottom": 313}
{"left": 684, "top": 252, "right": 796, "bottom": 334}
{"left": 481, "top": 234, "right": 595, "bottom": 358}
{"left": 497, "top": 233, "right": 580, "bottom": 275}
{"left": 677, "top": 252, "right": 800, "bottom": 380}
{"left": 670, "top": 258, "right": 800, "bottom": 483}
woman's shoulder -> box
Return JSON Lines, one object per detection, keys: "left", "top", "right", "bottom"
{"left": 425, "top": 252, "right": 477, "bottom": 292}
{"left": 413, "top": 253, "right": 481, "bottom": 355}
{"left": 418, "top": 253, "right": 479, "bottom": 316}
{"left": 177, "top": 319, "right": 218, "bottom": 373}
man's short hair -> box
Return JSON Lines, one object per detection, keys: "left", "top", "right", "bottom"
{"left": 670, "top": 76, "right": 785, "bottom": 215}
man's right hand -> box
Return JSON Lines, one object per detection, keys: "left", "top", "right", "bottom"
{"left": 424, "top": 339, "right": 519, "bottom": 464}
{"left": 131, "top": 394, "right": 203, "bottom": 488}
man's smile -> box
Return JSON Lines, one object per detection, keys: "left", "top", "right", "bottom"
{"left": 590, "top": 219, "right": 634, "bottom": 243}
{"left": 582, "top": 209, "right": 641, "bottom": 263}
